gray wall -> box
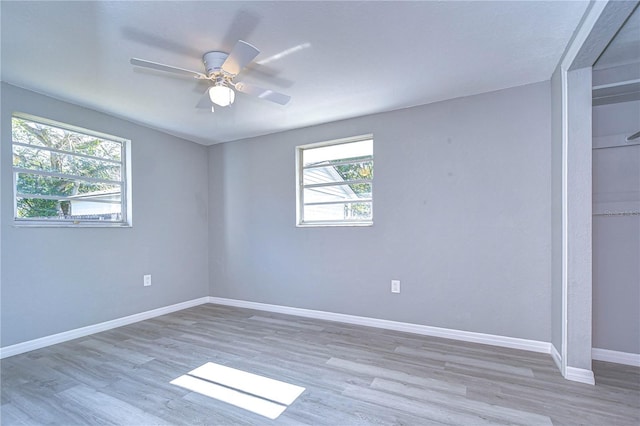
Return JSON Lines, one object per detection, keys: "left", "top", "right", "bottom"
{"left": 550, "top": 67, "right": 563, "bottom": 356}
{"left": 1, "top": 80, "right": 558, "bottom": 349}
{"left": 592, "top": 99, "right": 640, "bottom": 355}
{"left": 209, "top": 81, "right": 553, "bottom": 342}
{"left": 1, "top": 83, "right": 210, "bottom": 347}
{"left": 565, "top": 68, "right": 594, "bottom": 370}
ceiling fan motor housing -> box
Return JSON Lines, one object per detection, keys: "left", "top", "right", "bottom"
{"left": 203, "top": 51, "right": 229, "bottom": 76}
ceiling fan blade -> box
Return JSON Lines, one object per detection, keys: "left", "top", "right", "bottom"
{"left": 221, "top": 40, "right": 260, "bottom": 76}
{"left": 130, "top": 58, "right": 206, "bottom": 79}
{"left": 235, "top": 82, "right": 291, "bottom": 105}
{"left": 195, "top": 88, "right": 213, "bottom": 109}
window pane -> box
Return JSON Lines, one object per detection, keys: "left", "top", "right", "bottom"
{"left": 12, "top": 117, "right": 122, "bottom": 161}
{"left": 303, "top": 161, "right": 373, "bottom": 185}
{"left": 12, "top": 114, "right": 130, "bottom": 226}
{"left": 16, "top": 197, "right": 122, "bottom": 221}
{"left": 304, "top": 183, "right": 372, "bottom": 203}
{"left": 303, "top": 139, "right": 372, "bottom": 166}
{"left": 13, "top": 145, "right": 121, "bottom": 181}
{"left": 303, "top": 202, "right": 372, "bottom": 222}
{"left": 16, "top": 173, "right": 121, "bottom": 198}
{"left": 298, "top": 136, "right": 373, "bottom": 226}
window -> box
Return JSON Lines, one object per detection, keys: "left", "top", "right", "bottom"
{"left": 296, "top": 135, "right": 373, "bottom": 226}
{"left": 11, "top": 113, "right": 131, "bottom": 226}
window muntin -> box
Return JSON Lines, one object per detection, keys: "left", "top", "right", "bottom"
{"left": 11, "top": 114, "right": 131, "bottom": 226}
{"left": 296, "top": 135, "right": 373, "bottom": 226}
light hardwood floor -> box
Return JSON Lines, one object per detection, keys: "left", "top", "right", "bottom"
{"left": 1, "top": 304, "right": 639, "bottom": 425}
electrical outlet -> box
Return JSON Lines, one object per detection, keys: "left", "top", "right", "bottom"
{"left": 391, "top": 280, "right": 400, "bottom": 293}
{"left": 144, "top": 274, "right": 152, "bottom": 287}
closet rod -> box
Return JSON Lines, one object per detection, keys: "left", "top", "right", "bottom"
{"left": 593, "top": 142, "right": 640, "bottom": 150}
{"left": 627, "top": 130, "right": 640, "bottom": 141}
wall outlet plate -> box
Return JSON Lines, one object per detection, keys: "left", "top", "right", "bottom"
{"left": 391, "top": 280, "right": 400, "bottom": 293}
{"left": 144, "top": 274, "right": 152, "bottom": 286}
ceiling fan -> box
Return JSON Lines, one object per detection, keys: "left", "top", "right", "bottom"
{"left": 130, "top": 40, "right": 291, "bottom": 111}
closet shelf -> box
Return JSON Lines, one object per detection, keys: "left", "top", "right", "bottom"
{"left": 593, "top": 211, "right": 640, "bottom": 217}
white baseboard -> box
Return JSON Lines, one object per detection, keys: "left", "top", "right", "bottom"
{"left": 0, "top": 297, "right": 210, "bottom": 359}
{"left": 592, "top": 347, "right": 640, "bottom": 367}
{"left": 208, "top": 297, "right": 552, "bottom": 355}
{"left": 550, "top": 344, "right": 597, "bottom": 385}
{"left": 550, "top": 344, "right": 562, "bottom": 371}
{"left": 0, "top": 295, "right": 577, "bottom": 377}
{"left": 565, "top": 366, "right": 595, "bottom": 385}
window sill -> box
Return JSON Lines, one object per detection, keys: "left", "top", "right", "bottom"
{"left": 296, "top": 221, "right": 373, "bottom": 228}
{"left": 13, "top": 221, "right": 132, "bottom": 228}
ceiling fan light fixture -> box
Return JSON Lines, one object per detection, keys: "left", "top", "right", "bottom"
{"left": 209, "top": 85, "right": 235, "bottom": 107}
{"left": 131, "top": 40, "right": 290, "bottom": 111}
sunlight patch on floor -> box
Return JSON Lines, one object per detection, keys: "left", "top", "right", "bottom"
{"left": 171, "top": 362, "right": 305, "bottom": 419}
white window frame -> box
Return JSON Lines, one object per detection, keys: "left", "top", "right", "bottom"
{"left": 11, "top": 112, "right": 133, "bottom": 227}
{"left": 296, "top": 134, "right": 373, "bottom": 227}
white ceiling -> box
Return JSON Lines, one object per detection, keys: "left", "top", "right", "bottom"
{"left": 1, "top": 1, "right": 590, "bottom": 146}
